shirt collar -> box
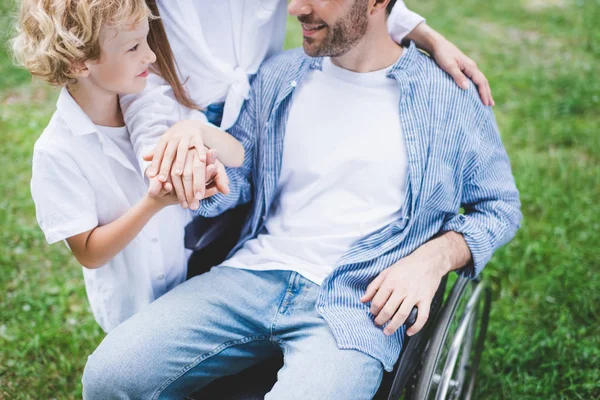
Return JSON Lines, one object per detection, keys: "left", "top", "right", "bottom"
{"left": 307, "top": 41, "right": 422, "bottom": 79}
{"left": 56, "top": 87, "right": 99, "bottom": 137}
{"left": 56, "top": 87, "right": 139, "bottom": 174}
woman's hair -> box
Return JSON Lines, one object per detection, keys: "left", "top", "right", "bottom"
{"left": 11, "top": 0, "right": 198, "bottom": 109}
{"left": 145, "top": 0, "right": 198, "bottom": 110}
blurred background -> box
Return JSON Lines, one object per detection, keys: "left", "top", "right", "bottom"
{"left": 0, "top": 0, "right": 598, "bottom": 398}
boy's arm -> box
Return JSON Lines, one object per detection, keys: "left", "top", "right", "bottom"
{"left": 66, "top": 180, "right": 176, "bottom": 269}
{"left": 31, "top": 151, "right": 175, "bottom": 269}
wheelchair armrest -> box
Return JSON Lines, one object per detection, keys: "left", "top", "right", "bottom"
{"left": 184, "top": 205, "right": 250, "bottom": 251}
{"left": 405, "top": 306, "right": 418, "bottom": 328}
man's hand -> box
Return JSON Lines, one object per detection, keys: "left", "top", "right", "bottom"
{"left": 406, "top": 23, "right": 495, "bottom": 106}
{"left": 361, "top": 232, "right": 472, "bottom": 337}
{"left": 204, "top": 156, "right": 231, "bottom": 198}
{"left": 361, "top": 254, "right": 444, "bottom": 337}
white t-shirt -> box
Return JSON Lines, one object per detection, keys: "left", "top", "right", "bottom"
{"left": 224, "top": 53, "right": 409, "bottom": 284}
{"left": 30, "top": 88, "right": 193, "bottom": 332}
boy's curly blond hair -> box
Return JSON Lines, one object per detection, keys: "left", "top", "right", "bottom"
{"left": 11, "top": 0, "right": 153, "bottom": 86}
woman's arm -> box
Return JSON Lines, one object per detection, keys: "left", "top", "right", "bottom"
{"left": 120, "top": 72, "right": 187, "bottom": 176}
{"left": 405, "top": 23, "right": 494, "bottom": 106}
{"left": 66, "top": 180, "right": 176, "bottom": 269}
{"left": 145, "top": 119, "right": 244, "bottom": 181}
{"left": 388, "top": 1, "right": 494, "bottom": 106}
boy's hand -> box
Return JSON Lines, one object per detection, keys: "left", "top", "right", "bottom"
{"left": 146, "top": 177, "right": 177, "bottom": 207}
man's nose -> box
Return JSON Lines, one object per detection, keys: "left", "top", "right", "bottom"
{"left": 288, "top": 0, "right": 312, "bottom": 16}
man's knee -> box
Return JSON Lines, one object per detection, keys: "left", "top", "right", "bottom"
{"left": 82, "top": 340, "right": 143, "bottom": 399}
{"left": 82, "top": 326, "right": 158, "bottom": 399}
{"left": 82, "top": 351, "right": 128, "bottom": 399}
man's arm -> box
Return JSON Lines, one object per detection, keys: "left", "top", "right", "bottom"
{"left": 362, "top": 107, "right": 521, "bottom": 337}
{"left": 194, "top": 75, "right": 260, "bottom": 218}
{"left": 388, "top": 1, "right": 494, "bottom": 106}
{"left": 439, "top": 107, "right": 522, "bottom": 277}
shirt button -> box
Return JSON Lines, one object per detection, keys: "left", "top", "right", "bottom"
{"left": 151, "top": 238, "right": 159, "bottom": 244}
{"left": 291, "top": 80, "right": 297, "bottom": 87}
{"left": 157, "top": 274, "right": 164, "bottom": 280}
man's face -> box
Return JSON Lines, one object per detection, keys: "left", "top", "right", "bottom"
{"left": 288, "top": 0, "right": 370, "bottom": 57}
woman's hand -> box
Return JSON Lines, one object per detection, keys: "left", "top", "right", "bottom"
{"left": 406, "top": 23, "right": 495, "bottom": 106}
{"left": 145, "top": 120, "right": 206, "bottom": 183}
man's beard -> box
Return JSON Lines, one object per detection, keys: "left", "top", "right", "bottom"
{"left": 299, "top": 1, "right": 369, "bottom": 57}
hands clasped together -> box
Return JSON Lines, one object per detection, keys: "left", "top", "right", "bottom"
{"left": 143, "top": 120, "right": 233, "bottom": 210}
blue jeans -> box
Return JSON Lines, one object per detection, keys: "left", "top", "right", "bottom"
{"left": 82, "top": 267, "right": 384, "bottom": 399}
{"left": 204, "top": 102, "right": 224, "bottom": 127}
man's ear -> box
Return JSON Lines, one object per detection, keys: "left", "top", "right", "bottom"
{"left": 371, "top": 0, "right": 391, "bottom": 16}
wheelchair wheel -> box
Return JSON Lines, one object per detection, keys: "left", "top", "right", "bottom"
{"left": 410, "top": 276, "right": 491, "bottom": 400}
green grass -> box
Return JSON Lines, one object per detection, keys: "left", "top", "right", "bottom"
{"left": 1, "top": 0, "right": 599, "bottom": 398}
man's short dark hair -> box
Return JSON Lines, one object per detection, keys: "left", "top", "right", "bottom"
{"left": 386, "top": 0, "right": 397, "bottom": 15}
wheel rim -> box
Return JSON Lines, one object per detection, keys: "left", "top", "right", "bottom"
{"left": 424, "top": 281, "right": 489, "bottom": 400}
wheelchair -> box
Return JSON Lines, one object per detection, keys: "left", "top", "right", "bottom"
{"left": 185, "top": 207, "right": 492, "bottom": 400}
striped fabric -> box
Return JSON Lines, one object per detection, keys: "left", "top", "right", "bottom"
{"left": 197, "top": 42, "right": 522, "bottom": 371}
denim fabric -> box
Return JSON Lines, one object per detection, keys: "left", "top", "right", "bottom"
{"left": 204, "top": 102, "right": 225, "bottom": 127}
{"left": 82, "top": 266, "right": 383, "bottom": 399}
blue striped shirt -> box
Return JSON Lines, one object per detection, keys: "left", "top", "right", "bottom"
{"left": 197, "top": 42, "right": 521, "bottom": 371}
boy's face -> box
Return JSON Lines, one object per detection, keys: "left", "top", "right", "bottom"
{"left": 83, "top": 19, "right": 155, "bottom": 95}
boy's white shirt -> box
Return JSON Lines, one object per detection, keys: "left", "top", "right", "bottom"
{"left": 120, "top": 0, "right": 424, "bottom": 173}
{"left": 30, "top": 88, "right": 193, "bottom": 332}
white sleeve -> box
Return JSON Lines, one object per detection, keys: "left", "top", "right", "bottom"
{"left": 387, "top": 1, "right": 426, "bottom": 44}
{"left": 120, "top": 73, "right": 204, "bottom": 176}
{"left": 30, "top": 151, "right": 98, "bottom": 244}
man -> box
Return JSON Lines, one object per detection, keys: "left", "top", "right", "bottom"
{"left": 83, "top": 0, "right": 521, "bottom": 398}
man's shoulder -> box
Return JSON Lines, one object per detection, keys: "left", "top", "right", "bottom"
{"left": 248, "top": 48, "right": 311, "bottom": 109}
{"left": 413, "top": 51, "right": 487, "bottom": 116}
{"left": 260, "top": 48, "right": 308, "bottom": 72}
{"left": 255, "top": 48, "right": 310, "bottom": 86}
